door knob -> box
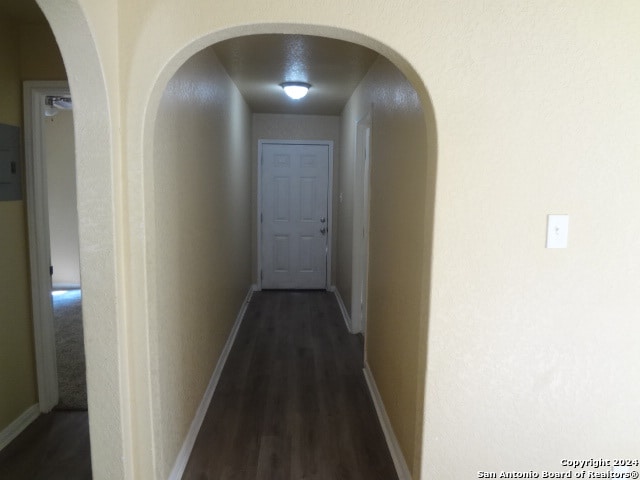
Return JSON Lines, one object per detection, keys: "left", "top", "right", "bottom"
{"left": 320, "top": 217, "right": 326, "bottom": 223}
{"left": 320, "top": 227, "right": 326, "bottom": 235}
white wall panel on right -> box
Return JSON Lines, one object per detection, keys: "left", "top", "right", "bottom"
{"left": 339, "top": 56, "right": 431, "bottom": 478}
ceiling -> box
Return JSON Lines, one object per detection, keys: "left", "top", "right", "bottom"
{"left": 0, "top": 0, "right": 47, "bottom": 23}
{"left": 212, "top": 35, "right": 379, "bottom": 115}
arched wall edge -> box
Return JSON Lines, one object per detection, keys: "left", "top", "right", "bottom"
{"left": 140, "top": 22, "right": 440, "bottom": 478}
{"left": 35, "top": 1, "right": 130, "bottom": 479}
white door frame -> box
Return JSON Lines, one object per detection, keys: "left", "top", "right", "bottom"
{"left": 23, "top": 81, "right": 72, "bottom": 412}
{"left": 257, "top": 139, "right": 333, "bottom": 291}
{"left": 351, "top": 111, "right": 372, "bottom": 334}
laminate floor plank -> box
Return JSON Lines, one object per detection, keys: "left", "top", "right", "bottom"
{"left": 182, "top": 290, "right": 398, "bottom": 480}
{"left": 0, "top": 411, "right": 91, "bottom": 480}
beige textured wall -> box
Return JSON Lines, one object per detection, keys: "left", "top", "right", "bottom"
{"left": 44, "top": 109, "right": 80, "bottom": 287}
{"left": 19, "top": 24, "right": 68, "bottom": 81}
{"left": 340, "top": 56, "right": 430, "bottom": 476}
{"left": 151, "top": 46, "right": 252, "bottom": 478}
{"left": 40, "top": 0, "right": 640, "bottom": 478}
{"left": 251, "top": 113, "right": 340, "bottom": 286}
{"left": 0, "top": 17, "right": 68, "bottom": 433}
{"left": 0, "top": 20, "right": 21, "bottom": 126}
{"left": 422, "top": 3, "right": 640, "bottom": 477}
{"left": 0, "top": 17, "right": 38, "bottom": 433}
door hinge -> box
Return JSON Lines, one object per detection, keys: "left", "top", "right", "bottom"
{"left": 49, "top": 265, "right": 53, "bottom": 276}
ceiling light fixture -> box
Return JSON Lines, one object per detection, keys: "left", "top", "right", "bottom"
{"left": 280, "top": 82, "right": 311, "bottom": 100}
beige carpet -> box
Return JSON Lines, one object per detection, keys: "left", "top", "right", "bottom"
{"left": 53, "top": 290, "right": 88, "bottom": 411}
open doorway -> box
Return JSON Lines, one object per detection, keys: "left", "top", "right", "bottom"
{"left": 43, "top": 97, "right": 86, "bottom": 412}
{"left": 24, "top": 81, "right": 86, "bottom": 414}
{"left": 0, "top": 0, "right": 94, "bottom": 472}
{"left": 0, "top": 82, "right": 90, "bottom": 479}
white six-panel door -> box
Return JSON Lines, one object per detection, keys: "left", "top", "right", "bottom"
{"left": 261, "top": 143, "right": 330, "bottom": 289}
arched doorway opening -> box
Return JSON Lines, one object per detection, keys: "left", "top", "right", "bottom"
{"left": 144, "top": 29, "right": 437, "bottom": 479}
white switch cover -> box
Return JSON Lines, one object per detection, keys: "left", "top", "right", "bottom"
{"left": 546, "top": 214, "right": 569, "bottom": 248}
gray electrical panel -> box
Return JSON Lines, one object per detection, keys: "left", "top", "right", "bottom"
{"left": 0, "top": 124, "right": 22, "bottom": 201}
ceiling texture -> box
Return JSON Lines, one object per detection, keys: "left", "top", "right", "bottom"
{"left": 213, "top": 35, "right": 379, "bottom": 115}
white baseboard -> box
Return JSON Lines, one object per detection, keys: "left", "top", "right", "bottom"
{"left": 363, "top": 363, "right": 412, "bottom": 480}
{"left": 329, "top": 285, "right": 352, "bottom": 333}
{"left": 0, "top": 403, "right": 40, "bottom": 452}
{"left": 168, "top": 284, "right": 256, "bottom": 480}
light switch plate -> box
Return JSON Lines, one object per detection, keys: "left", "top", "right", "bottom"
{"left": 546, "top": 214, "right": 569, "bottom": 249}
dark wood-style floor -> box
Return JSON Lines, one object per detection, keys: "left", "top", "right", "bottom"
{"left": 182, "top": 290, "right": 397, "bottom": 480}
{"left": 0, "top": 291, "right": 395, "bottom": 479}
{"left": 0, "top": 411, "right": 91, "bottom": 479}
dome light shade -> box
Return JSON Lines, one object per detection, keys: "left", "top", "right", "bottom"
{"left": 281, "top": 82, "right": 311, "bottom": 100}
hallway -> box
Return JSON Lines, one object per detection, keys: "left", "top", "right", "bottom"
{"left": 182, "top": 290, "right": 397, "bottom": 479}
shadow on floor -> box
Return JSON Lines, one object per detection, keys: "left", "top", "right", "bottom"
{"left": 0, "top": 411, "right": 91, "bottom": 479}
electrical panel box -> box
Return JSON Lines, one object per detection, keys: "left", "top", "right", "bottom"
{"left": 0, "top": 124, "right": 22, "bottom": 201}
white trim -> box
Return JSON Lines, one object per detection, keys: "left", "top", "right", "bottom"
{"left": 257, "top": 139, "right": 334, "bottom": 291}
{"left": 0, "top": 404, "right": 40, "bottom": 452}
{"left": 329, "top": 286, "right": 352, "bottom": 333}
{"left": 168, "top": 285, "right": 256, "bottom": 480}
{"left": 24, "top": 81, "right": 72, "bottom": 412}
{"left": 351, "top": 110, "right": 372, "bottom": 334}
{"left": 363, "top": 362, "right": 412, "bottom": 480}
